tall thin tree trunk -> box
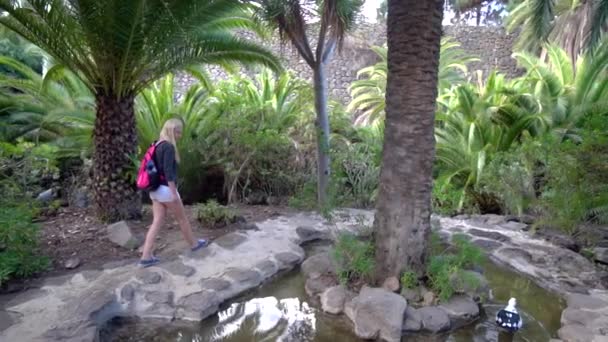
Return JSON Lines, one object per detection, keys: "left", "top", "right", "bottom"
{"left": 373, "top": 0, "right": 444, "bottom": 283}
{"left": 313, "top": 63, "right": 331, "bottom": 207}
{"left": 93, "top": 91, "right": 141, "bottom": 223}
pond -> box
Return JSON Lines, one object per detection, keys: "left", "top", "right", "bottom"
{"left": 101, "top": 247, "right": 565, "bottom": 342}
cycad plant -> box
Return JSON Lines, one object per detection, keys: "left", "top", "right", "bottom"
{"left": 0, "top": 56, "right": 93, "bottom": 147}
{"left": 348, "top": 37, "right": 479, "bottom": 126}
{"left": 0, "top": 0, "right": 280, "bottom": 222}
{"left": 506, "top": 0, "right": 608, "bottom": 59}
{"left": 512, "top": 39, "right": 608, "bottom": 140}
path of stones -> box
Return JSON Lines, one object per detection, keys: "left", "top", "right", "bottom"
{"left": 1, "top": 210, "right": 606, "bottom": 342}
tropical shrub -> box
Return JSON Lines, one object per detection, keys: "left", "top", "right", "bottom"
{"left": 536, "top": 130, "right": 608, "bottom": 234}
{"left": 194, "top": 200, "right": 238, "bottom": 228}
{"left": 348, "top": 37, "right": 479, "bottom": 126}
{"left": 0, "top": 141, "right": 59, "bottom": 199}
{"left": 206, "top": 71, "right": 315, "bottom": 203}
{"left": 0, "top": 201, "right": 49, "bottom": 286}
{"left": 427, "top": 234, "right": 485, "bottom": 301}
{"left": 331, "top": 232, "right": 375, "bottom": 285}
{"left": 332, "top": 124, "right": 383, "bottom": 208}
{"left": 400, "top": 271, "right": 418, "bottom": 290}
{"left": 0, "top": 56, "right": 93, "bottom": 147}
{"left": 0, "top": 28, "right": 43, "bottom": 76}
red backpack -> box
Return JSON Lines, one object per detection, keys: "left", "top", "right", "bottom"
{"left": 136, "top": 141, "right": 165, "bottom": 191}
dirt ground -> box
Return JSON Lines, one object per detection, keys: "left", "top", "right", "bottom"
{"left": 1, "top": 204, "right": 294, "bottom": 294}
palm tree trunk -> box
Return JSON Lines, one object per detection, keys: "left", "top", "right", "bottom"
{"left": 373, "top": 0, "right": 444, "bottom": 282}
{"left": 313, "top": 63, "right": 331, "bottom": 207}
{"left": 93, "top": 91, "right": 141, "bottom": 223}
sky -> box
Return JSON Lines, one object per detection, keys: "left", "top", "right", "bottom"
{"left": 359, "top": 0, "right": 503, "bottom": 25}
{"left": 361, "top": 0, "right": 382, "bottom": 22}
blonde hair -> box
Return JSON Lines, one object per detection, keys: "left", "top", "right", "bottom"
{"left": 159, "top": 118, "right": 183, "bottom": 163}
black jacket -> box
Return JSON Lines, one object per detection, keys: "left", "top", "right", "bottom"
{"left": 154, "top": 142, "right": 178, "bottom": 186}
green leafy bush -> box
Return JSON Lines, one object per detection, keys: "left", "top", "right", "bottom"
{"left": 536, "top": 132, "right": 608, "bottom": 234}
{"left": 400, "top": 271, "right": 418, "bottom": 289}
{"left": 426, "top": 233, "right": 484, "bottom": 301}
{"left": 194, "top": 200, "right": 237, "bottom": 228}
{"left": 0, "top": 201, "right": 49, "bottom": 286}
{"left": 0, "top": 142, "right": 59, "bottom": 199}
{"left": 479, "top": 137, "right": 544, "bottom": 216}
{"left": 331, "top": 232, "right": 375, "bottom": 285}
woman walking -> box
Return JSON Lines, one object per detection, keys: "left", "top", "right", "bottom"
{"left": 139, "top": 118, "right": 208, "bottom": 267}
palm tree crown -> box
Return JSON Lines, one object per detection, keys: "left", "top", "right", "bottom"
{"left": 0, "top": 0, "right": 281, "bottom": 97}
{"left": 0, "top": 0, "right": 281, "bottom": 221}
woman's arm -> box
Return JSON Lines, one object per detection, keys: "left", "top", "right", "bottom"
{"left": 162, "top": 144, "right": 179, "bottom": 201}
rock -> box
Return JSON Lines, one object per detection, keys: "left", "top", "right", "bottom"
{"left": 418, "top": 306, "right": 451, "bottom": 333}
{"left": 402, "top": 307, "right": 422, "bottom": 333}
{"left": 558, "top": 324, "right": 595, "bottom": 342}
{"left": 594, "top": 248, "right": 608, "bottom": 265}
{"left": 237, "top": 222, "right": 259, "bottom": 231}
{"left": 64, "top": 258, "right": 80, "bottom": 269}
{"left": 320, "top": 285, "right": 351, "bottom": 314}
{"left": 36, "top": 189, "right": 55, "bottom": 203}
{"left": 401, "top": 288, "right": 422, "bottom": 303}
{"left": 468, "top": 229, "right": 511, "bottom": 242}
{"left": 144, "top": 291, "right": 174, "bottom": 304}
{"left": 537, "top": 230, "right": 580, "bottom": 252}
{"left": 439, "top": 295, "right": 480, "bottom": 329}
{"left": 0, "top": 311, "right": 20, "bottom": 333}
{"left": 301, "top": 252, "right": 335, "bottom": 278}
{"left": 472, "top": 239, "right": 503, "bottom": 252}
{"left": 485, "top": 214, "right": 507, "bottom": 225}
{"left": 266, "top": 196, "right": 281, "bottom": 206}
{"left": 348, "top": 287, "right": 407, "bottom": 342}
{"left": 296, "top": 226, "right": 326, "bottom": 243}
{"left": 120, "top": 283, "right": 135, "bottom": 301}
{"left": 450, "top": 270, "right": 490, "bottom": 302}
{"left": 561, "top": 308, "right": 601, "bottom": 327}
{"left": 214, "top": 233, "right": 248, "bottom": 250}
{"left": 275, "top": 252, "right": 302, "bottom": 270}
{"left": 566, "top": 293, "right": 608, "bottom": 310}
{"left": 422, "top": 289, "right": 436, "bottom": 306}
{"left": 200, "top": 278, "right": 232, "bottom": 292}
{"left": 254, "top": 260, "right": 278, "bottom": 278}
{"left": 498, "top": 248, "right": 533, "bottom": 262}
{"left": 305, "top": 275, "right": 339, "bottom": 298}
{"left": 506, "top": 214, "right": 535, "bottom": 225}
{"left": 382, "top": 277, "right": 400, "bottom": 293}
{"left": 176, "top": 291, "right": 221, "bottom": 320}
{"left": 160, "top": 261, "right": 195, "bottom": 277}
{"left": 107, "top": 221, "right": 141, "bottom": 250}
{"left": 223, "top": 268, "right": 262, "bottom": 287}
{"left": 136, "top": 270, "right": 162, "bottom": 284}
{"left": 500, "top": 221, "right": 528, "bottom": 231}
{"left": 73, "top": 187, "right": 90, "bottom": 208}
{"left": 143, "top": 303, "right": 175, "bottom": 318}
{"left": 245, "top": 191, "right": 266, "bottom": 205}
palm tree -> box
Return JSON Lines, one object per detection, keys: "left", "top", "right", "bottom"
{"left": 0, "top": 0, "right": 280, "bottom": 222}
{"left": 373, "top": 0, "right": 444, "bottom": 281}
{"left": 253, "top": 0, "right": 363, "bottom": 207}
{"left": 506, "top": 0, "right": 608, "bottom": 59}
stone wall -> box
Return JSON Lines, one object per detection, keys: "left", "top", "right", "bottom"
{"left": 175, "top": 24, "right": 521, "bottom": 105}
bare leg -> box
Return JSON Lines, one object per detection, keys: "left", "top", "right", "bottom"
{"left": 141, "top": 200, "right": 166, "bottom": 260}
{"left": 167, "top": 199, "right": 197, "bottom": 248}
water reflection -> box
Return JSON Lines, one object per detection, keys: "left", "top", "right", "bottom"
{"left": 208, "top": 297, "right": 316, "bottom": 341}
{"left": 102, "top": 260, "right": 564, "bottom": 342}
